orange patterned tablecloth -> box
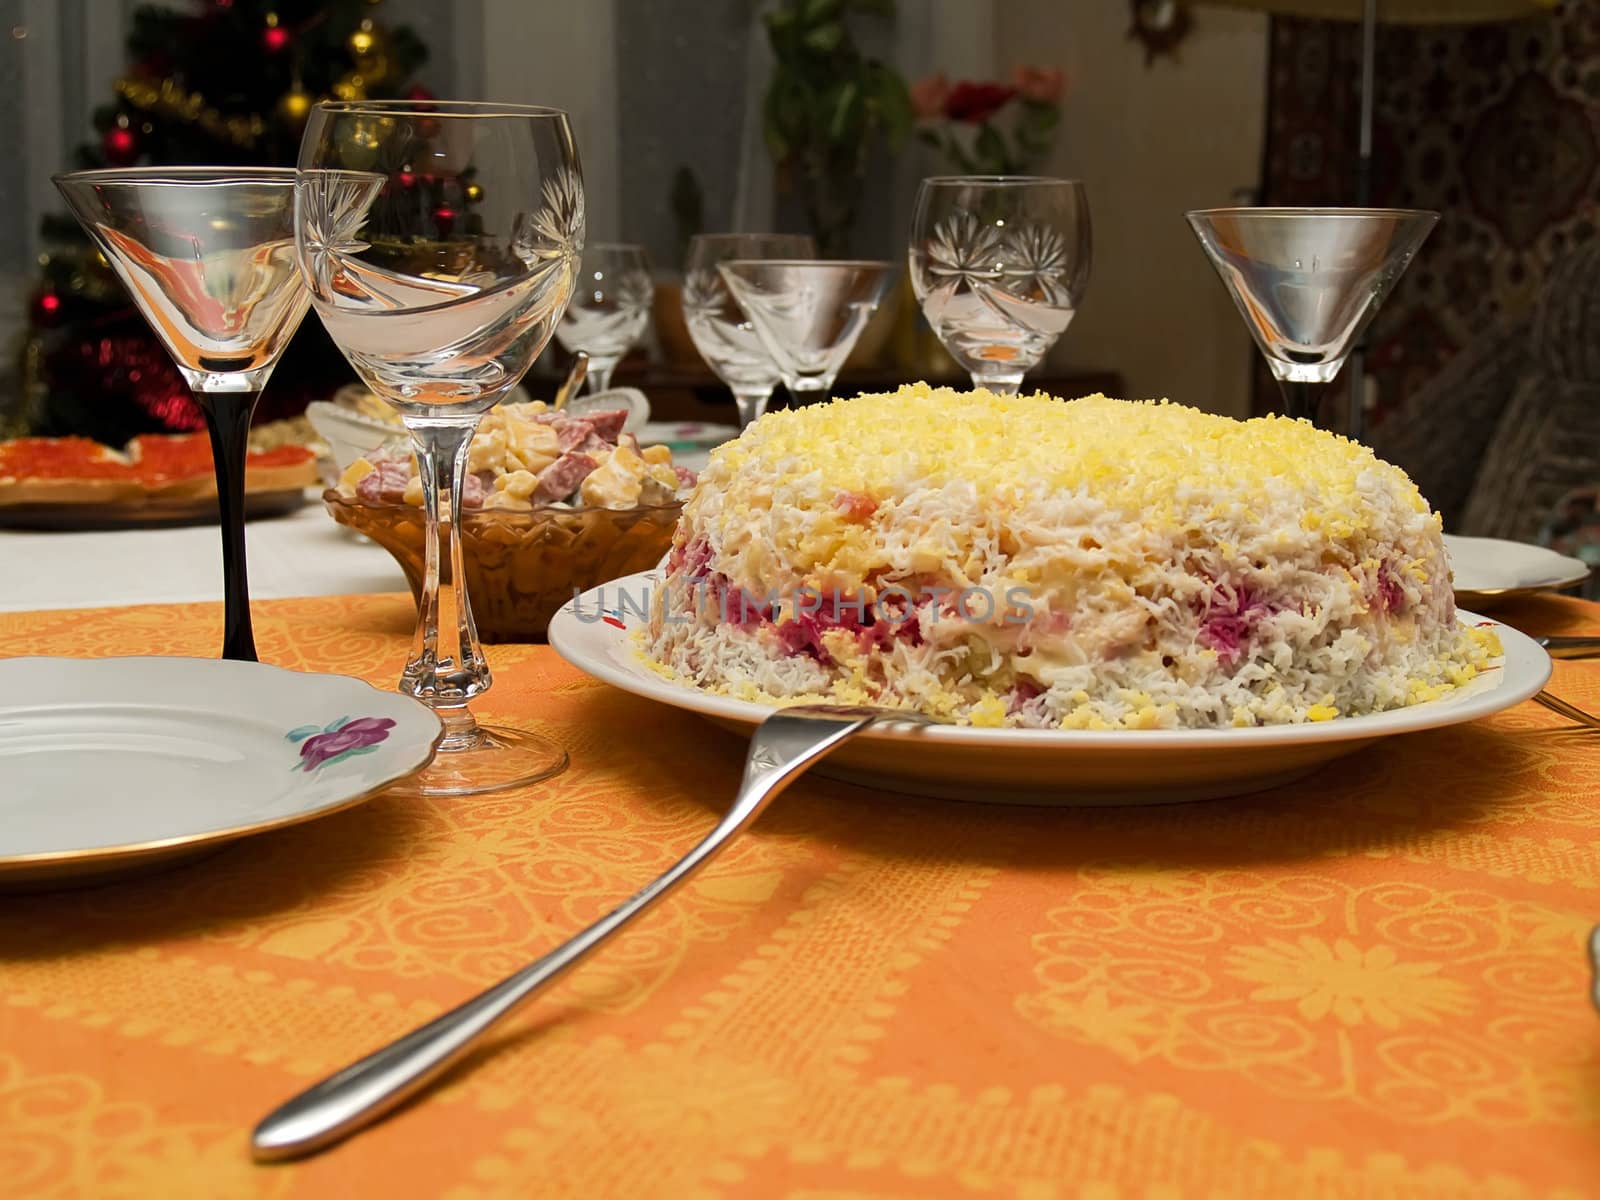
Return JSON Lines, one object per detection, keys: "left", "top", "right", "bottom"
{"left": 2, "top": 593, "right": 1599, "bottom": 1199}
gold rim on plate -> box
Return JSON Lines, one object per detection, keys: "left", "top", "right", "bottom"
{"left": 0, "top": 729, "right": 443, "bottom": 887}
{"left": 1455, "top": 562, "right": 1592, "bottom": 608}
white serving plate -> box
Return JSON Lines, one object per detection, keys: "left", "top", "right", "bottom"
{"left": 1445, "top": 533, "right": 1589, "bottom": 609}
{"left": 0, "top": 657, "right": 442, "bottom": 885}
{"left": 549, "top": 572, "right": 1550, "bottom": 807}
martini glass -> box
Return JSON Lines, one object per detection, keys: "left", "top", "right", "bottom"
{"left": 716, "top": 260, "right": 895, "bottom": 404}
{"left": 908, "top": 176, "right": 1091, "bottom": 395}
{"left": 1186, "top": 207, "right": 1438, "bottom": 429}
{"left": 683, "top": 233, "right": 815, "bottom": 427}
{"left": 53, "top": 167, "right": 312, "bottom": 662}
{"left": 296, "top": 100, "right": 583, "bottom": 797}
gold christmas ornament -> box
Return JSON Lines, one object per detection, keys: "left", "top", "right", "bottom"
{"left": 337, "top": 118, "right": 383, "bottom": 169}
{"left": 277, "top": 84, "right": 312, "bottom": 126}
{"left": 463, "top": 182, "right": 484, "bottom": 203}
{"left": 348, "top": 20, "right": 376, "bottom": 57}
{"left": 349, "top": 19, "right": 390, "bottom": 87}
{"left": 332, "top": 72, "right": 367, "bottom": 102}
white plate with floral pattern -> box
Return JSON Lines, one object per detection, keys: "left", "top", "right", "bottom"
{"left": 0, "top": 656, "right": 442, "bottom": 885}
{"left": 549, "top": 572, "right": 1551, "bottom": 807}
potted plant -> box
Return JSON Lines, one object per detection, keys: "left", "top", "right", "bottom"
{"left": 761, "top": 0, "right": 912, "bottom": 257}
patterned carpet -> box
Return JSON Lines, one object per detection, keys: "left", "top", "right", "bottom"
{"left": 1260, "top": 1, "right": 1599, "bottom": 426}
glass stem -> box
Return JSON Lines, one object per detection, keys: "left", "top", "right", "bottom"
{"left": 402, "top": 418, "right": 492, "bottom": 751}
{"left": 732, "top": 388, "right": 772, "bottom": 429}
{"left": 586, "top": 358, "right": 618, "bottom": 394}
{"left": 1278, "top": 379, "right": 1314, "bottom": 424}
{"left": 973, "top": 372, "right": 1024, "bottom": 397}
{"left": 192, "top": 389, "right": 260, "bottom": 662}
{"left": 787, "top": 381, "right": 832, "bottom": 407}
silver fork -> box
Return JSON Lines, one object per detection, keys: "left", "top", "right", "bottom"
{"left": 1524, "top": 639, "right": 1600, "bottom": 728}
{"left": 1528, "top": 638, "right": 1600, "bottom": 727}
{"left": 1537, "top": 636, "right": 1600, "bottom": 659}
{"left": 251, "top": 704, "right": 934, "bottom": 1162}
{"left": 1590, "top": 927, "right": 1600, "bottom": 1016}
{"left": 1530, "top": 690, "right": 1600, "bottom": 729}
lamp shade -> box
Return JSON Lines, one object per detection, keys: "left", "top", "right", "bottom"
{"left": 1203, "top": 0, "right": 1553, "bottom": 23}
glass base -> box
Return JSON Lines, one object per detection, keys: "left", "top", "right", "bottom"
{"left": 404, "top": 721, "right": 569, "bottom": 798}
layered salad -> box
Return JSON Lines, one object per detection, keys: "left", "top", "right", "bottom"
{"left": 642, "top": 384, "right": 1499, "bottom": 729}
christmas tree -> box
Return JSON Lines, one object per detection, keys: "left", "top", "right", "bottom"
{"left": 19, "top": 0, "right": 430, "bottom": 445}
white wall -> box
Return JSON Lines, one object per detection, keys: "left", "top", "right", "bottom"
{"left": 994, "top": 3, "right": 1269, "bottom": 416}
{"left": 473, "top": 0, "right": 622, "bottom": 242}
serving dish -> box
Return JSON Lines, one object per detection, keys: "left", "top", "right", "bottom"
{"left": 325, "top": 493, "right": 682, "bottom": 641}
{"left": 549, "top": 571, "right": 1550, "bottom": 806}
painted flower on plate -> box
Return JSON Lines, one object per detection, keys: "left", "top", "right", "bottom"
{"left": 287, "top": 715, "right": 397, "bottom": 772}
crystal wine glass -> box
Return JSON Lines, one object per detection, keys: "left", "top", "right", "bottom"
{"left": 296, "top": 100, "right": 584, "bottom": 796}
{"left": 1186, "top": 207, "right": 1438, "bottom": 429}
{"left": 908, "top": 176, "right": 1091, "bottom": 395}
{"left": 716, "top": 260, "right": 895, "bottom": 404}
{"left": 683, "top": 233, "right": 815, "bottom": 427}
{"left": 53, "top": 167, "right": 312, "bottom": 662}
{"left": 553, "top": 242, "right": 652, "bottom": 395}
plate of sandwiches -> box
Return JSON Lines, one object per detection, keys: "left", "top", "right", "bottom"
{"left": 0, "top": 424, "right": 320, "bottom": 529}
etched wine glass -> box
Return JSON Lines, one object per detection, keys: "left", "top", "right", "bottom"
{"left": 908, "top": 176, "right": 1091, "bottom": 395}
{"left": 296, "top": 101, "right": 584, "bottom": 796}
{"left": 1186, "top": 207, "right": 1438, "bottom": 429}
{"left": 716, "top": 260, "right": 895, "bottom": 404}
{"left": 553, "top": 242, "right": 652, "bottom": 394}
{"left": 53, "top": 167, "right": 312, "bottom": 662}
{"left": 683, "top": 233, "right": 815, "bottom": 427}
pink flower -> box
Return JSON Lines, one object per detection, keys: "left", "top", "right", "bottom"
{"left": 296, "top": 716, "right": 397, "bottom": 771}
{"left": 1011, "top": 65, "right": 1065, "bottom": 105}
{"left": 909, "top": 73, "right": 950, "bottom": 120}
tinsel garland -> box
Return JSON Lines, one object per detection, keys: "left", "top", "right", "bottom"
{"left": 115, "top": 75, "right": 266, "bottom": 150}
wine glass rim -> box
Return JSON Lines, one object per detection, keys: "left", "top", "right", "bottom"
{"left": 1186, "top": 206, "right": 1440, "bottom": 220}
{"left": 918, "top": 175, "right": 1084, "bottom": 187}
{"left": 314, "top": 99, "right": 571, "bottom": 120}
{"left": 53, "top": 165, "right": 299, "bottom": 186}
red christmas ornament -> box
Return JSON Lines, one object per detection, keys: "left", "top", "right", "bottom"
{"left": 405, "top": 86, "right": 440, "bottom": 137}
{"left": 432, "top": 204, "right": 457, "bottom": 236}
{"left": 103, "top": 126, "right": 139, "bottom": 165}
{"left": 113, "top": 337, "right": 202, "bottom": 429}
{"left": 263, "top": 24, "right": 291, "bottom": 52}
{"left": 396, "top": 169, "right": 416, "bottom": 189}
{"left": 30, "top": 291, "right": 62, "bottom": 327}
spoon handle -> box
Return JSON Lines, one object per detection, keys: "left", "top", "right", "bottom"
{"left": 552, "top": 350, "right": 589, "bottom": 410}
{"left": 250, "top": 709, "right": 874, "bottom": 1162}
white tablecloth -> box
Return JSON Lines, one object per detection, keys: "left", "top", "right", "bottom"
{"left": 0, "top": 494, "right": 408, "bottom": 613}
